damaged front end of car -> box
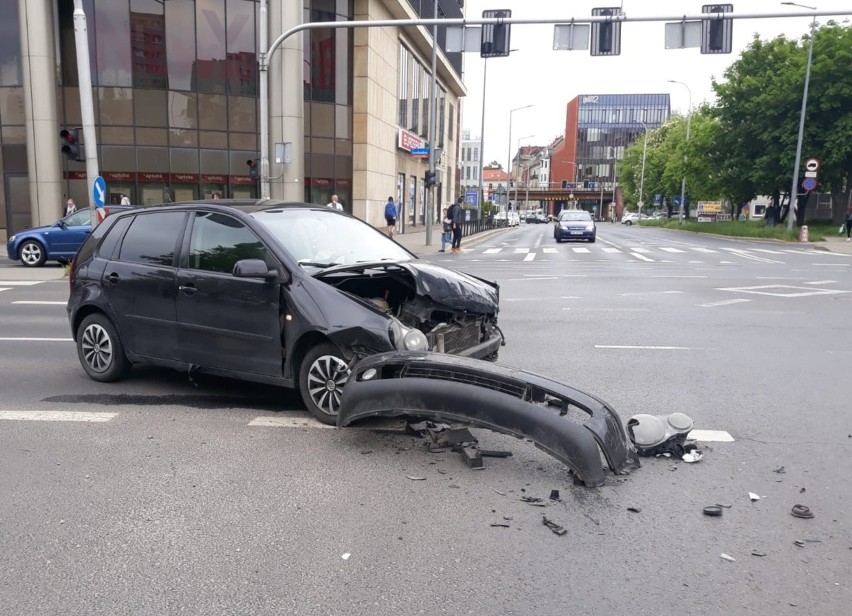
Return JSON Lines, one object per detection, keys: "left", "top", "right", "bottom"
{"left": 337, "top": 351, "right": 640, "bottom": 487}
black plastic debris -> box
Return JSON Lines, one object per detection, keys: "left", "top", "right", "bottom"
{"left": 791, "top": 504, "right": 814, "bottom": 519}
{"left": 773, "top": 466, "right": 786, "bottom": 474}
{"left": 794, "top": 540, "right": 805, "bottom": 547}
{"left": 751, "top": 551, "right": 767, "bottom": 557}
{"left": 627, "top": 507, "right": 641, "bottom": 513}
{"left": 405, "top": 475, "right": 426, "bottom": 481}
{"left": 542, "top": 516, "right": 568, "bottom": 536}
{"left": 703, "top": 505, "right": 723, "bottom": 517}
{"left": 521, "top": 496, "right": 546, "bottom": 507}
{"left": 490, "top": 522, "right": 511, "bottom": 528}
{"left": 549, "top": 489, "right": 561, "bottom": 501}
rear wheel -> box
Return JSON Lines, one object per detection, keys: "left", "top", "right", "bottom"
{"left": 19, "top": 240, "right": 46, "bottom": 267}
{"left": 76, "top": 313, "right": 131, "bottom": 382}
{"left": 625, "top": 220, "right": 633, "bottom": 226}
{"left": 299, "top": 343, "right": 351, "bottom": 425}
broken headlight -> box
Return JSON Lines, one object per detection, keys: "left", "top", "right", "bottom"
{"left": 389, "top": 318, "right": 429, "bottom": 352}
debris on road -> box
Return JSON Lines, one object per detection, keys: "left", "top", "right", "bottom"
{"left": 751, "top": 551, "right": 767, "bottom": 557}
{"left": 773, "top": 465, "right": 786, "bottom": 474}
{"left": 490, "top": 522, "right": 511, "bottom": 528}
{"left": 720, "top": 553, "right": 736, "bottom": 562}
{"left": 749, "top": 492, "right": 761, "bottom": 501}
{"left": 627, "top": 507, "right": 642, "bottom": 513}
{"left": 716, "top": 503, "right": 733, "bottom": 509}
{"left": 703, "top": 505, "right": 723, "bottom": 517}
{"left": 627, "top": 412, "right": 694, "bottom": 457}
{"left": 791, "top": 504, "right": 814, "bottom": 519}
{"left": 341, "top": 553, "right": 351, "bottom": 560}
{"left": 794, "top": 540, "right": 806, "bottom": 547}
{"left": 584, "top": 513, "right": 600, "bottom": 526}
{"left": 405, "top": 475, "right": 426, "bottom": 481}
{"left": 521, "top": 496, "right": 546, "bottom": 507}
{"left": 494, "top": 489, "right": 507, "bottom": 496}
{"left": 542, "top": 516, "right": 568, "bottom": 536}
{"left": 682, "top": 450, "right": 703, "bottom": 463}
{"left": 549, "top": 489, "right": 560, "bottom": 501}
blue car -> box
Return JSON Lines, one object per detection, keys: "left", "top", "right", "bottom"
{"left": 6, "top": 207, "right": 131, "bottom": 267}
{"left": 554, "top": 209, "right": 596, "bottom": 243}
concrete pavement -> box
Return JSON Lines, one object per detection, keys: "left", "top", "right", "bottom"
{"left": 385, "top": 223, "right": 509, "bottom": 257}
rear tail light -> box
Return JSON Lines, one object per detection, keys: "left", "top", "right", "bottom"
{"left": 68, "top": 258, "right": 75, "bottom": 290}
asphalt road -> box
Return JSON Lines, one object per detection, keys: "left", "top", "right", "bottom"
{"left": 1, "top": 224, "right": 850, "bottom": 616}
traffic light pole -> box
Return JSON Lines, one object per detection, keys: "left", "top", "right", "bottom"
{"left": 72, "top": 0, "right": 100, "bottom": 226}
{"left": 425, "top": 0, "right": 439, "bottom": 246}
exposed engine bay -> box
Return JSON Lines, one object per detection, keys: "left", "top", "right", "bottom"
{"left": 316, "top": 264, "right": 502, "bottom": 356}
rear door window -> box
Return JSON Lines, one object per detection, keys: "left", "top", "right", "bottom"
{"left": 118, "top": 212, "right": 186, "bottom": 267}
{"left": 95, "top": 215, "right": 133, "bottom": 261}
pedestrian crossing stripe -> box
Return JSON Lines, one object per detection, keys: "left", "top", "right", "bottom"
{"left": 572, "top": 247, "right": 590, "bottom": 253}
{"left": 659, "top": 247, "right": 686, "bottom": 253}
{"left": 513, "top": 248, "right": 529, "bottom": 253}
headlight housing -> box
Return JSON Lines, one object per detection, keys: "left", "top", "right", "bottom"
{"left": 7, "top": 235, "right": 16, "bottom": 243}
{"left": 389, "top": 318, "right": 429, "bottom": 351}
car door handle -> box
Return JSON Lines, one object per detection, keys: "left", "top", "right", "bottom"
{"left": 106, "top": 272, "right": 120, "bottom": 285}
{"left": 178, "top": 284, "right": 197, "bottom": 296}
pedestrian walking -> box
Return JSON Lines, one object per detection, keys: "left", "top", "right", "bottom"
{"left": 64, "top": 198, "right": 76, "bottom": 216}
{"left": 447, "top": 197, "right": 464, "bottom": 253}
{"left": 119, "top": 193, "right": 131, "bottom": 205}
{"left": 440, "top": 208, "right": 452, "bottom": 252}
{"left": 384, "top": 196, "right": 397, "bottom": 237}
{"left": 765, "top": 202, "right": 776, "bottom": 228}
{"left": 326, "top": 194, "right": 343, "bottom": 210}
{"left": 845, "top": 206, "right": 852, "bottom": 241}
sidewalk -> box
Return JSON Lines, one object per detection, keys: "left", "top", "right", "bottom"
{"left": 385, "top": 224, "right": 508, "bottom": 257}
{"left": 814, "top": 235, "right": 852, "bottom": 256}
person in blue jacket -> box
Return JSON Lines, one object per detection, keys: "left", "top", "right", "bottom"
{"left": 384, "top": 196, "right": 397, "bottom": 237}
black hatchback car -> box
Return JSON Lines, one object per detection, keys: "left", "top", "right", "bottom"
{"left": 67, "top": 200, "right": 503, "bottom": 423}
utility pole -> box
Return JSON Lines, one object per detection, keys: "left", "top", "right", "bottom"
{"left": 426, "top": 0, "right": 439, "bottom": 245}
{"left": 72, "top": 0, "right": 100, "bottom": 226}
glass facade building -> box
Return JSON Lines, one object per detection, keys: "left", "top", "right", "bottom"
{"left": 2, "top": 0, "right": 463, "bottom": 239}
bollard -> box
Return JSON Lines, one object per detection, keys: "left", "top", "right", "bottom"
{"left": 799, "top": 225, "right": 809, "bottom": 243}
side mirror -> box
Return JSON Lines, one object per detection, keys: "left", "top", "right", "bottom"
{"left": 55, "top": 220, "right": 67, "bottom": 229}
{"left": 233, "top": 258, "right": 281, "bottom": 282}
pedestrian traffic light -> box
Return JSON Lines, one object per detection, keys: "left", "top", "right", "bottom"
{"left": 481, "top": 10, "right": 512, "bottom": 58}
{"left": 247, "top": 158, "right": 259, "bottom": 180}
{"left": 60, "top": 128, "right": 83, "bottom": 161}
{"left": 425, "top": 170, "right": 437, "bottom": 189}
{"left": 561, "top": 179, "right": 568, "bottom": 189}
{"left": 701, "top": 4, "right": 733, "bottom": 54}
{"left": 591, "top": 8, "right": 622, "bottom": 56}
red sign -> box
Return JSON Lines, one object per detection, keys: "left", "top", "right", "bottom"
{"left": 102, "top": 171, "right": 136, "bottom": 182}
{"left": 398, "top": 128, "right": 425, "bottom": 152}
{"left": 230, "top": 175, "right": 256, "bottom": 186}
{"left": 310, "top": 177, "right": 333, "bottom": 187}
{"left": 138, "top": 172, "right": 167, "bottom": 182}
{"left": 63, "top": 171, "right": 88, "bottom": 180}
{"left": 201, "top": 174, "right": 227, "bottom": 184}
{"left": 170, "top": 173, "right": 199, "bottom": 183}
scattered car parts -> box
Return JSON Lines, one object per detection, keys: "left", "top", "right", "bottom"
{"left": 337, "top": 351, "right": 640, "bottom": 487}
{"left": 627, "top": 412, "right": 695, "bottom": 457}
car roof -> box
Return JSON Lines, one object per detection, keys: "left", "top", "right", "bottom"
{"left": 129, "top": 199, "right": 335, "bottom": 215}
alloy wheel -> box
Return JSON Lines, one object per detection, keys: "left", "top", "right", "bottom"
{"left": 81, "top": 322, "right": 114, "bottom": 373}
{"left": 20, "top": 243, "right": 43, "bottom": 266}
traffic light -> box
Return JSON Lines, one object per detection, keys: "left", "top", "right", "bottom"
{"left": 425, "top": 170, "right": 436, "bottom": 189}
{"left": 247, "top": 158, "right": 259, "bottom": 180}
{"left": 591, "top": 8, "right": 622, "bottom": 56}
{"left": 481, "top": 10, "right": 512, "bottom": 58}
{"left": 701, "top": 5, "right": 733, "bottom": 54}
{"left": 561, "top": 179, "right": 568, "bottom": 189}
{"left": 60, "top": 128, "right": 83, "bottom": 161}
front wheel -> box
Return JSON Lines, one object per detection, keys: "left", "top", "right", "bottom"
{"left": 19, "top": 240, "right": 46, "bottom": 267}
{"left": 299, "top": 343, "right": 351, "bottom": 425}
{"left": 625, "top": 220, "right": 633, "bottom": 226}
{"left": 76, "top": 313, "right": 131, "bottom": 382}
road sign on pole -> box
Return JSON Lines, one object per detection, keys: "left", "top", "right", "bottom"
{"left": 92, "top": 176, "right": 106, "bottom": 207}
{"left": 802, "top": 177, "right": 817, "bottom": 192}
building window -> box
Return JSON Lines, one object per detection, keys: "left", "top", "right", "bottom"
{"left": 398, "top": 46, "right": 409, "bottom": 127}
{"left": 438, "top": 87, "right": 446, "bottom": 147}
{"left": 0, "top": 0, "right": 22, "bottom": 85}
{"left": 410, "top": 63, "right": 420, "bottom": 133}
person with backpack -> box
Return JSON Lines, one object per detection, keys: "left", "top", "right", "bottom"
{"left": 384, "top": 197, "right": 397, "bottom": 236}
{"left": 440, "top": 208, "right": 452, "bottom": 252}
{"left": 447, "top": 197, "right": 464, "bottom": 253}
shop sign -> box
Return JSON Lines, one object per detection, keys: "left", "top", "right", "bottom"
{"left": 398, "top": 128, "right": 425, "bottom": 152}
{"left": 170, "top": 173, "right": 199, "bottom": 183}
{"left": 201, "top": 174, "right": 227, "bottom": 184}
{"left": 230, "top": 175, "right": 256, "bottom": 186}
{"left": 138, "top": 172, "right": 167, "bottom": 182}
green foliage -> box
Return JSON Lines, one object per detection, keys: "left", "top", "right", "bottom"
{"left": 640, "top": 219, "right": 825, "bottom": 241}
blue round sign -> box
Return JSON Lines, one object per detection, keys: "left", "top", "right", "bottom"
{"left": 802, "top": 177, "right": 817, "bottom": 192}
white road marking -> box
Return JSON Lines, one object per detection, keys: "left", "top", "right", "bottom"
{"left": 542, "top": 247, "right": 558, "bottom": 254}
{"left": 721, "top": 248, "right": 783, "bottom": 264}
{"left": 0, "top": 337, "right": 73, "bottom": 342}
{"left": 0, "top": 410, "right": 117, "bottom": 422}
{"left": 812, "top": 263, "right": 850, "bottom": 266}
{"left": 508, "top": 276, "right": 558, "bottom": 281}
{"left": 631, "top": 252, "right": 655, "bottom": 262}
{"left": 630, "top": 247, "right": 651, "bottom": 253}
{"left": 690, "top": 247, "right": 717, "bottom": 253}
{"left": 523, "top": 252, "right": 536, "bottom": 262}
{"left": 533, "top": 234, "right": 543, "bottom": 249}
{"left": 650, "top": 275, "right": 707, "bottom": 279}
{"left": 595, "top": 345, "right": 692, "bottom": 350}
{"left": 717, "top": 284, "right": 846, "bottom": 298}
{"left": 0, "top": 281, "right": 43, "bottom": 286}
{"left": 571, "top": 247, "right": 590, "bottom": 253}
{"left": 719, "top": 261, "right": 736, "bottom": 264}
{"left": 513, "top": 248, "right": 530, "bottom": 254}
{"left": 688, "top": 260, "right": 705, "bottom": 264}
{"left": 753, "top": 249, "right": 785, "bottom": 254}
{"left": 12, "top": 301, "right": 67, "bottom": 305}
{"left": 688, "top": 430, "right": 735, "bottom": 442}
{"left": 699, "top": 299, "right": 752, "bottom": 307}
{"left": 484, "top": 248, "right": 502, "bottom": 254}
{"left": 805, "top": 280, "right": 837, "bottom": 285}
{"left": 602, "top": 247, "right": 621, "bottom": 253}
{"left": 659, "top": 247, "right": 686, "bottom": 253}
{"left": 620, "top": 290, "right": 683, "bottom": 297}
{"left": 0, "top": 288, "right": 10, "bottom": 293}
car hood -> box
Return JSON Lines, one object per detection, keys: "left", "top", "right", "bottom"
{"left": 315, "top": 260, "right": 499, "bottom": 314}
{"left": 11, "top": 223, "right": 56, "bottom": 238}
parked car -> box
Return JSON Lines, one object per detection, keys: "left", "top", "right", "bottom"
{"left": 6, "top": 207, "right": 132, "bottom": 267}
{"left": 67, "top": 200, "right": 504, "bottom": 424}
{"left": 554, "top": 209, "right": 596, "bottom": 243}
{"left": 621, "top": 212, "right": 652, "bottom": 226}
{"left": 508, "top": 212, "right": 520, "bottom": 227}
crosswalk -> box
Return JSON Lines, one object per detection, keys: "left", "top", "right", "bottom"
{"left": 0, "top": 281, "right": 47, "bottom": 294}
{"left": 447, "top": 243, "right": 847, "bottom": 264}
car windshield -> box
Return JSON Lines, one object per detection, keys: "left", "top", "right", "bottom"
{"left": 559, "top": 211, "right": 592, "bottom": 222}
{"left": 250, "top": 208, "right": 414, "bottom": 271}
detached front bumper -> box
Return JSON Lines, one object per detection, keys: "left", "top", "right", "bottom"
{"left": 337, "top": 351, "right": 640, "bottom": 487}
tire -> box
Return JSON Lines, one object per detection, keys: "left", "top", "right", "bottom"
{"left": 555, "top": 237, "right": 562, "bottom": 243}
{"left": 299, "top": 343, "right": 351, "bottom": 425}
{"left": 625, "top": 220, "right": 633, "bottom": 226}
{"left": 76, "top": 313, "right": 131, "bottom": 382}
{"left": 589, "top": 236, "right": 596, "bottom": 243}
{"left": 19, "top": 240, "right": 46, "bottom": 267}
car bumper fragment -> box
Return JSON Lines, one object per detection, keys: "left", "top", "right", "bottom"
{"left": 337, "top": 351, "right": 640, "bottom": 487}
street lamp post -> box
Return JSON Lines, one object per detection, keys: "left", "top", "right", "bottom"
{"left": 667, "top": 80, "right": 692, "bottom": 223}
{"left": 478, "top": 59, "right": 487, "bottom": 215}
{"left": 638, "top": 120, "right": 649, "bottom": 221}
{"left": 506, "top": 105, "right": 533, "bottom": 216}
{"left": 782, "top": 2, "right": 817, "bottom": 232}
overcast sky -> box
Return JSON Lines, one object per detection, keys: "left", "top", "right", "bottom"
{"left": 459, "top": 0, "right": 852, "bottom": 166}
